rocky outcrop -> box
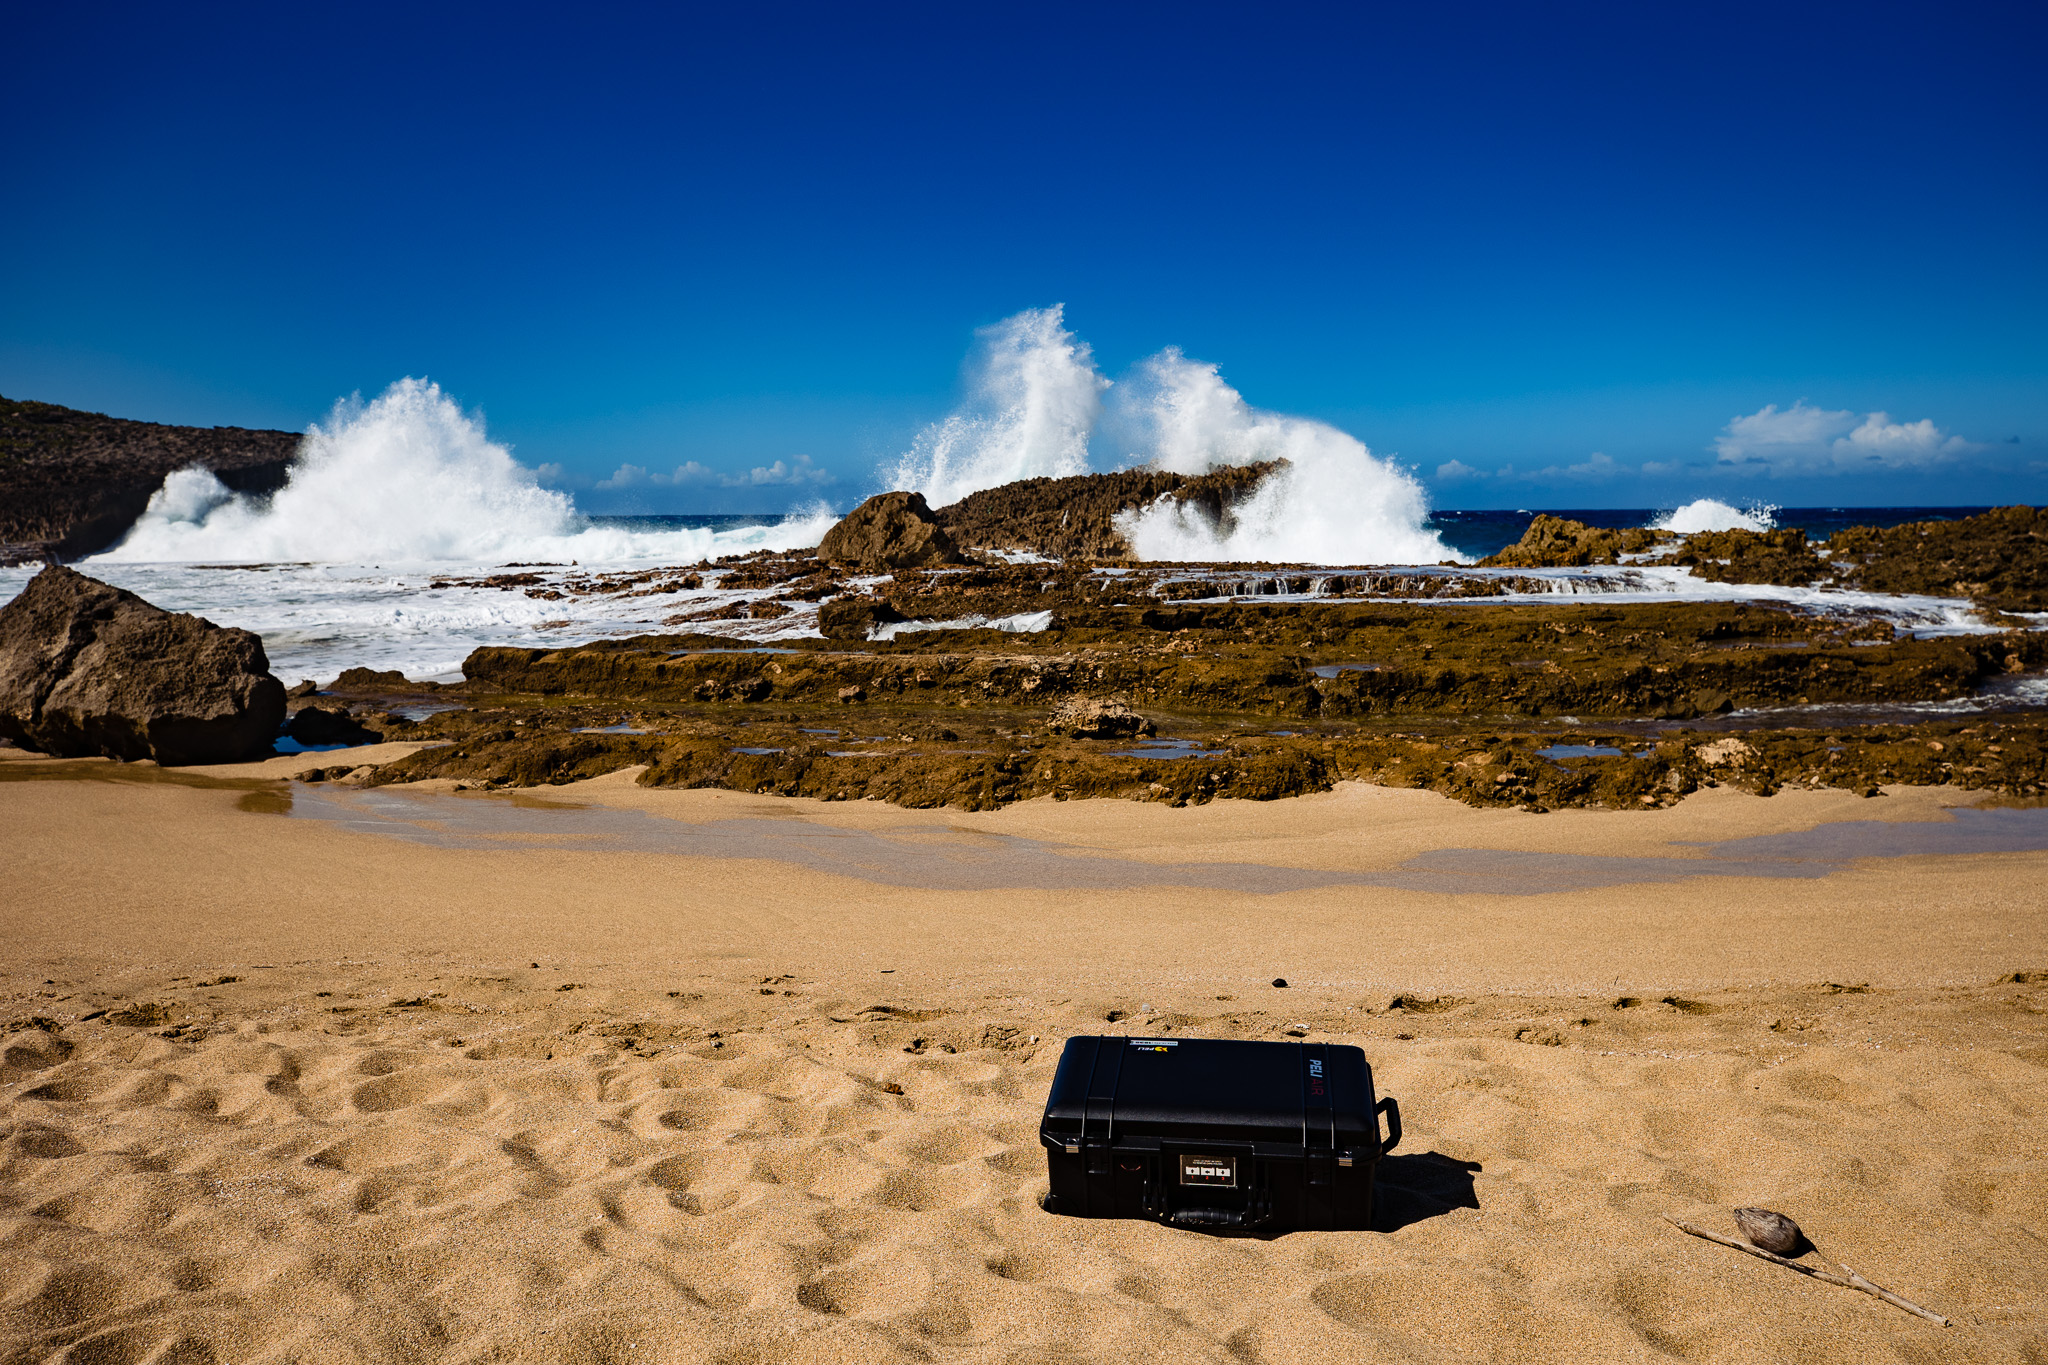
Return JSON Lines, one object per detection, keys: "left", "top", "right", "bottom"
{"left": 0, "top": 396, "right": 301, "bottom": 563}
{"left": 935, "top": 461, "right": 1285, "bottom": 561}
{"left": 1479, "top": 515, "right": 1673, "bottom": 568}
{"left": 0, "top": 566, "right": 285, "bottom": 764}
{"left": 817, "top": 492, "right": 962, "bottom": 569}
{"left": 1826, "top": 506, "right": 2048, "bottom": 610}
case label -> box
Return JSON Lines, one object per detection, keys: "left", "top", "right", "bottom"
{"left": 1180, "top": 1155, "right": 1237, "bottom": 1186}
{"left": 1129, "top": 1039, "right": 1178, "bottom": 1051}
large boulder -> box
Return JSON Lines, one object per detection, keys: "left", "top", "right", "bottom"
{"left": 817, "top": 491, "right": 962, "bottom": 569}
{"left": 0, "top": 565, "right": 285, "bottom": 764}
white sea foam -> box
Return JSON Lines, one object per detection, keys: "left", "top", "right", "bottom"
{"left": 885, "top": 306, "right": 1107, "bottom": 509}
{"left": 868, "top": 609, "right": 1055, "bottom": 641}
{"left": 1111, "top": 349, "right": 1457, "bottom": 565}
{"left": 99, "top": 378, "right": 835, "bottom": 565}
{"left": 1652, "top": 498, "right": 1777, "bottom": 534}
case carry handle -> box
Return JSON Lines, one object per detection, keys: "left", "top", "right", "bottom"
{"left": 1168, "top": 1205, "right": 1272, "bottom": 1230}
{"left": 1376, "top": 1096, "right": 1402, "bottom": 1156}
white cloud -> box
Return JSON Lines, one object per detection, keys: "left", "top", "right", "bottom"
{"left": 597, "top": 454, "right": 837, "bottom": 490}
{"left": 1513, "top": 451, "right": 1624, "bottom": 483}
{"left": 1557, "top": 451, "right": 1619, "bottom": 480}
{"left": 1713, "top": 401, "right": 1972, "bottom": 474}
{"left": 1439, "top": 455, "right": 1629, "bottom": 486}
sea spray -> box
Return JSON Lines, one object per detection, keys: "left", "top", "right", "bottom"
{"left": 1652, "top": 499, "right": 1777, "bottom": 534}
{"left": 1113, "top": 349, "right": 1458, "bottom": 564}
{"left": 887, "top": 313, "right": 1458, "bottom": 565}
{"left": 885, "top": 306, "right": 1108, "bottom": 509}
{"left": 99, "top": 378, "right": 836, "bottom": 565}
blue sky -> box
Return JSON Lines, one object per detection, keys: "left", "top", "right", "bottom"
{"left": 2, "top": 1, "right": 2042, "bottom": 513}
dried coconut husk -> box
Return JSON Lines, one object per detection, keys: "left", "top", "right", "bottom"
{"left": 1733, "top": 1206, "right": 1802, "bottom": 1255}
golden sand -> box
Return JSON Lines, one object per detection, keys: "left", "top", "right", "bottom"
{"left": 2, "top": 749, "right": 2044, "bottom": 1362}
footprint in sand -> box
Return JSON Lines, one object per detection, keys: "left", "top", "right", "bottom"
{"left": 3, "top": 1122, "right": 85, "bottom": 1160}
{"left": 867, "top": 1165, "right": 984, "bottom": 1213}
{"left": 1, "top": 1029, "right": 73, "bottom": 1083}
{"left": 18, "top": 1074, "right": 102, "bottom": 1104}
{"left": 899, "top": 1123, "right": 1002, "bottom": 1166}
{"left": 349, "top": 1070, "right": 453, "bottom": 1113}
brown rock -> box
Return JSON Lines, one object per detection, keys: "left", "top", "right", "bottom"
{"left": 1479, "top": 515, "right": 1672, "bottom": 568}
{"left": 282, "top": 704, "right": 382, "bottom": 748}
{"left": 0, "top": 564, "right": 285, "bottom": 764}
{"left": 816, "top": 492, "right": 962, "bottom": 569}
{"left": 1047, "top": 696, "right": 1154, "bottom": 740}
{"left": 331, "top": 667, "right": 429, "bottom": 692}
{"left": 817, "top": 596, "right": 906, "bottom": 640}
{"left": 935, "top": 461, "right": 1286, "bottom": 561}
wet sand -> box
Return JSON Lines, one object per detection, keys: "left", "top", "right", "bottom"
{"left": 2, "top": 748, "right": 2044, "bottom": 1362}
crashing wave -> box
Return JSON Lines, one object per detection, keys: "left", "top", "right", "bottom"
{"left": 1652, "top": 499, "right": 1777, "bottom": 535}
{"left": 1111, "top": 349, "right": 1457, "bottom": 565}
{"left": 888, "top": 311, "right": 1457, "bottom": 566}
{"left": 97, "top": 379, "right": 834, "bottom": 565}
{"left": 884, "top": 306, "right": 1107, "bottom": 510}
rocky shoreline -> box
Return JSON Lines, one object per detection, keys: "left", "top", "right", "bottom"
{"left": 5, "top": 466, "right": 2048, "bottom": 814}
{"left": 263, "top": 568, "right": 2048, "bottom": 811}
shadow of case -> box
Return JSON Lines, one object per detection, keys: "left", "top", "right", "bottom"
{"left": 1039, "top": 1036, "right": 1401, "bottom": 1233}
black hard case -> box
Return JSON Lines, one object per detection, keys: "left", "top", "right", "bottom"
{"left": 1039, "top": 1036, "right": 1401, "bottom": 1232}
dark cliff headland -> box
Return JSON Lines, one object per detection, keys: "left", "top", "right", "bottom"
{"left": 0, "top": 396, "right": 301, "bottom": 563}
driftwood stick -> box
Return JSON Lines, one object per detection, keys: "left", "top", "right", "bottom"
{"left": 1662, "top": 1217, "right": 1950, "bottom": 1327}
{"left": 1835, "top": 1261, "right": 1953, "bottom": 1328}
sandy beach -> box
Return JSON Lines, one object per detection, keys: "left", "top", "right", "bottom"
{"left": 3, "top": 749, "right": 2045, "bottom": 1362}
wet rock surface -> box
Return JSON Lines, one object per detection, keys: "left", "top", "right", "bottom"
{"left": 0, "top": 566, "right": 285, "bottom": 764}
{"left": 1655, "top": 527, "right": 1829, "bottom": 586}
{"left": 0, "top": 395, "right": 299, "bottom": 562}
